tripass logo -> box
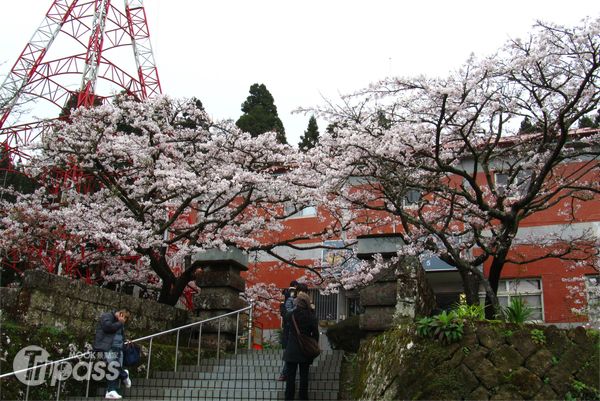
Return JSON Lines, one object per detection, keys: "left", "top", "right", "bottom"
{"left": 12, "top": 345, "right": 120, "bottom": 386}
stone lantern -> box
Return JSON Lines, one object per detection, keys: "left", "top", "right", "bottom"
{"left": 192, "top": 246, "right": 248, "bottom": 351}
{"left": 356, "top": 234, "right": 435, "bottom": 335}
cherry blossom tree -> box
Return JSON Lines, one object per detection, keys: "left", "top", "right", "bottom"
{"left": 1, "top": 95, "right": 327, "bottom": 306}
{"left": 303, "top": 18, "right": 600, "bottom": 316}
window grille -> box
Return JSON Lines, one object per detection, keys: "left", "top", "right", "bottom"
{"left": 308, "top": 289, "right": 338, "bottom": 321}
{"left": 480, "top": 278, "right": 544, "bottom": 321}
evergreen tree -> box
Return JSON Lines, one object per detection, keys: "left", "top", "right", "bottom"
{"left": 519, "top": 116, "right": 538, "bottom": 134}
{"left": 236, "top": 84, "right": 287, "bottom": 144}
{"left": 298, "top": 116, "right": 320, "bottom": 151}
{"left": 59, "top": 91, "right": 102, "bottom": 120}
{"left": 578, "top": 112, "right": 600, "bottom": 129}
{"left": 179, "top": 97, "right": 210, "bottom": 130}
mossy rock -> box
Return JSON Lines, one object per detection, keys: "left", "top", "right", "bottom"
{"left": 325, "top": 315, "right": 367, "bottom": 353}
{"left": 351, "top": 321, "right": 599, "bottom": 400}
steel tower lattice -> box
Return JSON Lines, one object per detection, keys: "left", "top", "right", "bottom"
{"left": 0, "top": 0, "right": 162, "bottom": 160}
{"left": 0, "top": 0, "right": 161, "bottom": 283}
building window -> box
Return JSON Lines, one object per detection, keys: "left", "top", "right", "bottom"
{"left": 308, "top": 289, "right": 338, "bottom": 321}
{"left": 403, "top": 189, "right": 421, "bottom": 207}
{"left": 480, "top": 278, "right": 544, "bottom": 321}
{"left": 585, "top": 275, "right": 600, "bottom": 324}
{"left": 284, "top": 204, "right": 317, "bottom": 218}
{"left": 494, "top": 170, "right": 531, "bottom": 197}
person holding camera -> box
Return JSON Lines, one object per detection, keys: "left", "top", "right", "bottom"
{"left": 278, "top": 280, "right": 298, "bottom": 381}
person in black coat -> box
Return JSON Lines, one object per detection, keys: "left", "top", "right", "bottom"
{"left": 283, "top": 285, "right": 319, "bottom": 400}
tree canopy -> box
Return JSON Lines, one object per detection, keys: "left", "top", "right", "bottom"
{"left": 301, "top": 18, "right": 600, "bottom": 315}
{"left": 0, "top": 96, "right": 321, "bottom": 305}
{"left": 236, "top": 83, "right": 287, "bottom": 144}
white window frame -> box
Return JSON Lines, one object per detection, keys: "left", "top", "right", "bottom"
{"left": 284, "top": 204, "right": 317, "bottom": 219}
{"left": 495, "top": 278, "right": 544, "bottom": 322}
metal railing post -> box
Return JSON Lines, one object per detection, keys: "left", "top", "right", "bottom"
{"left": 197, "top": 323, "right": 203, "bottom": 366}
{"left": 248, "top": 301, "right": 254, "bottom": 350}
{"left": 216, "top": 319, "right": 221, "bottom": 361}
{"left": 174, "top": 330, "right": 180, "bottom": 372}
{"left": 85, "top": 360, "right": 92, "bottom": 398}
{"left": 55, "top": 375, "right": 61, "bottom": 401}
{"left": 146, "top": 337, "right": 153, "bottom": 380}
{"left": 235, "top": 311, "right": 240, "bottom": 355}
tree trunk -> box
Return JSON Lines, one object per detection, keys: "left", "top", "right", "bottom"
{"left": 459, "top": 269, "right": 481, "bottom": 306}
{"left": 156, "top": 265, "right": 198, "bottom": 306}
{"left": 157, "top": 277, "right": 177, "bottom": 306}
{"left": 484, "top": 256, "right": 504, "bottom": 319}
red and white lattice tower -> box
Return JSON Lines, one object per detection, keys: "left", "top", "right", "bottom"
{"left": 0, "top": 0, "right": 161, "bottom": 283}
{"left": 0, "top": 0, "right": 161, "bottom": 162}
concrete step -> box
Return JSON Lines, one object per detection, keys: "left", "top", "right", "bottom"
{"left": 119, "top": 388, "right": 338, "bottom": 400}
{"left": 177, "top": 361, "right": 342, "bottom": 372}
{"left": 123, "top": 377, "right": 339, "bottom": 390}
{"left": 68, "top": 349, "right": 342, "bottom": 401}
{"left": 152, "top": 370, "right": 340, "bottom": 381}
{"left": 73, "top": 392, "right": 337, "bottom": 401}
{"left": 191, "top": 355, "right": 342, "bottom": 366}
{"left": 200, "top": 350, "right": 342, "bottom": 361}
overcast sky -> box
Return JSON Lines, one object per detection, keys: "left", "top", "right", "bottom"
{"left": 1, "top": 1, "right": 599, "bottom": 146}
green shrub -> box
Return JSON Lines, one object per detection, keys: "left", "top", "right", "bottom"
{"left": 530, "top": 328, "right": 546, "bottom": 345}
{"left": 431, "top": 311, "right": 464, "bottom": 344}
{"left": 416, "top": 317, "right": 434, "bottom": 337}
{"left": 416, "top": 311, "right": 463, "bottom": 345}
{"left": 453, "top": 302, "right": 485, "bottom": 321}
{"left": 502, "top": 297, "right": 534, "bottom": 324}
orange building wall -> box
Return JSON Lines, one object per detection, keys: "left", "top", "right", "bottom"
{"left": 248, "top": 163, "right": 599, "bottom": 329}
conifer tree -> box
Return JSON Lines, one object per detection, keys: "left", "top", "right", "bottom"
{"left": 236, "top": 84, "right": 287, "bottom": 144}
{"left": 298, "top": 115, "right": 320, "bottom": 151}
{"left": 578, "top": 112, "right": 600, "bottom": 129}
{"left": 519, "top": 116, "right": 538, "bottom": 133}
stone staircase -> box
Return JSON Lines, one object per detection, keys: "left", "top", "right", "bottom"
{"left": 70, "top": 349, "right": 343, "bottom": 401}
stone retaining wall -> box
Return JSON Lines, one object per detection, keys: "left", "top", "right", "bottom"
{"left": 1, "top": 270, "right": 190, "bottom": 339}
{"left": 353, "top": 322, "right": 599, "bottom": 400}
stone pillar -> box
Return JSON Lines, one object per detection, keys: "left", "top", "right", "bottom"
{"left": 356, "top": 234, "right": 436, "bottom": 335}
{"left": 395, "top": 256, "right": 436, "bottom": 323}
{"left": 193, "top": 247, "right": 248, "bottom": 351}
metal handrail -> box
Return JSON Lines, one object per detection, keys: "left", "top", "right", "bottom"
{"left": 0, "top": 302, "right": 255, "bottom": 400}
{"left": 131, "top": 305, "right": 251, "bottom": 343}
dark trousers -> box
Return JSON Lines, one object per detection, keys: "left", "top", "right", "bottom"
{"left": 284, "top": 361, "right": 310, "bottom": 400}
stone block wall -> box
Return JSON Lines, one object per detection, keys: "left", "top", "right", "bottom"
{"left": 353, "top": 322, "right": 599, "bottom": 400}
{"left": 1, "top": 270, "right": 190, "bottom": 339}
